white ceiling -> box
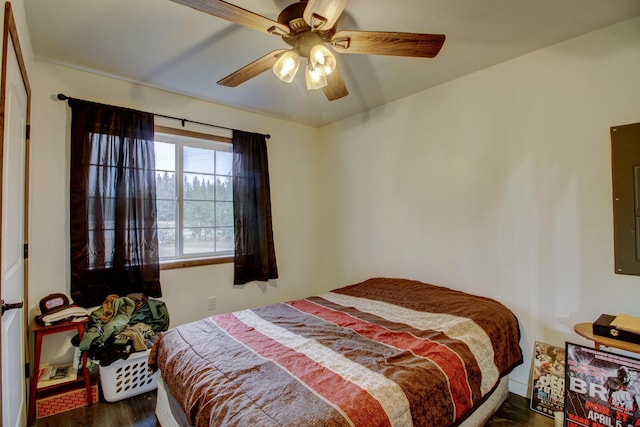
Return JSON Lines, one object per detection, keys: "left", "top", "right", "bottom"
{"left": 24, "top": 0, "right": 640, "bottom": 127}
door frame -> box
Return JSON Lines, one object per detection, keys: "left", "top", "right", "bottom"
{"left": 0, "top": 0, "right": 32, "bottom": 421}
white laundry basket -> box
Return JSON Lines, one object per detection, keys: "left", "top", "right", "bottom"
{"left": 98, "top": 349, "right": 158, "bottom": 402}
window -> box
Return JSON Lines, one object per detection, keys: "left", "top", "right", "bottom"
{"left": 154, "top": 126, "right": 233, "bottom": 266}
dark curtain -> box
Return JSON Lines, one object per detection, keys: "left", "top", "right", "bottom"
{"left": 232, "top": 130, "right": 278, "bottom": 284}
{"left": 69, "top": 98, "right": 161, "bottom": 307}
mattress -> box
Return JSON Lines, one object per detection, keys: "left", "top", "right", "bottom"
{"left": 155, "top": 375, "right": 511, "bottom": 427}
{"left": 149, "top": 277, "right": 522, "bottom": 426}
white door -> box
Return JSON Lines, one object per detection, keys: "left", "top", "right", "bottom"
{"left": 1, "top": 4, "right": 30, "bottom": 426}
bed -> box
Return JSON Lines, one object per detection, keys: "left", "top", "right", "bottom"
{"left": 149, "top": 278, "right": 522, "bottom": 426}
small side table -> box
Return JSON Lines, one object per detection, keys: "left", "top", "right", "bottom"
{"left": 574, "top": 322, "right": 640, "bottom": 353}
{"left": 28, "top": 319, "right": 92, "bottom": 426}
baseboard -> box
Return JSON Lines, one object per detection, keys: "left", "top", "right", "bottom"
{"left": 508, "top": 377, "right": 529, "bottom": 398}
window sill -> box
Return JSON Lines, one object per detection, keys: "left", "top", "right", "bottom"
{"left": 160, "top": 256, "right": 233, "bottom": 270}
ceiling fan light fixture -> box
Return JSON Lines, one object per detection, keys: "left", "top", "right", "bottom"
{"left": 309, "top": 44, "right": 336, "bottom": 77}
{"left": 177, "top": 0, "right": 445, "bottom": 102}
{"left": 273, "top": 50, "right": 300, "bottom": 83}
{"left": 305, "top": 65, "right": 327, "bottom": 90}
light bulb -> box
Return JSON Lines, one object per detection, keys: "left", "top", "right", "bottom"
{"left": 272, "top": 51, "right": 300, "bottom": 83}
{"left": 305, "top": 65, "right": 327, "bottom": 90}
{"left": 309, "top": 45, "right": 336, "bottom": 77}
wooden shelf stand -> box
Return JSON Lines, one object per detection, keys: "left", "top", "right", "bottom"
{"left": 28, "top": 319, "right": 92, "bottom": 425}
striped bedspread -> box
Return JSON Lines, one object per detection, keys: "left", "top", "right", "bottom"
{"left": 149, "top": 278, "right": 522, "bottom": 427}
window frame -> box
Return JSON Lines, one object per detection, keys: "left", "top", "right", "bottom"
{"left": 154, "top": 125, "right": 234, "bottom": 270}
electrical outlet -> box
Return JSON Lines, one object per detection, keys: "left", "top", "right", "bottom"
{"left": 207, "top": 296, "right": 216, "bottom": 311}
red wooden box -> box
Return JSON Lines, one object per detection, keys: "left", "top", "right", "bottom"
{"left": 36, "top": 383, "right": 98, "bottom": 419}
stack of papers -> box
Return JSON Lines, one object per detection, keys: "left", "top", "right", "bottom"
{"left": 38, "top": 306, "right": 89, "bottom": 326}
{"left": 37, "top": 364, "right": 77, "bottom": 388}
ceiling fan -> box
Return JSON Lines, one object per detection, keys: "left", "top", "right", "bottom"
{"left": 171, "top": 0, "right": 446, "bottom": 101}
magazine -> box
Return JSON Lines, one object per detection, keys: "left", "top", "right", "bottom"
{"left": 37, "top": 364, "right": 77, "bottom": 387}
{"left": 566, "top": 342, "right": 640, "bottom": 427}
{"left": 530, "top": 341, "right": 565, "bottom": 417}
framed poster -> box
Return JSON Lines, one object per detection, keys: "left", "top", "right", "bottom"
{"left": 566, "top": 342, "right": 640, "bottom": 427}
{"left": 530, "top": 341, "right": 566, "bottom": 417}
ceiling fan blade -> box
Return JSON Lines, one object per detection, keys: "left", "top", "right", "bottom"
{"left": 303, "top": 0, "right": 348, "bottom": 31}
{"left": 217, "top": 49, "right": 288, "bottom": 87}
{"left": 171, "top": 0, "right": 290, "bottom": 36}
{"left": 322, "top": 67, "right": 348, "bottom": 101}
{"left": 332, "top": 31, "right": 445, "bottom": 58}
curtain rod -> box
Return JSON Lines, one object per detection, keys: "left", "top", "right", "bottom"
{"left": 56, "top": 93, "right": 271, "bottom": 139}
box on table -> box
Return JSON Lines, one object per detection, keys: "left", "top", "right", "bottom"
{"left": 36, "top": 383, "right": 98, "bottom": 419}
{"left": 98, "top": 349, "right": 158, "bottom": 402}
{"left": 593, "top": 313, "right": 640, "bottom": 345}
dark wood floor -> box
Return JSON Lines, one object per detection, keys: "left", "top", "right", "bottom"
{"left": 32, "top": 389, "right": 555, "bottom": 427}
{"left": 486, "top": 393, "right": 554, "bottom": 427}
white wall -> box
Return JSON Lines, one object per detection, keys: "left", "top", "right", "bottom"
{"left": 28, "top": 62, "right": 324, "bottom": 361}
{"left": 319, "top": 16, "right": 640, "bottom": 396}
